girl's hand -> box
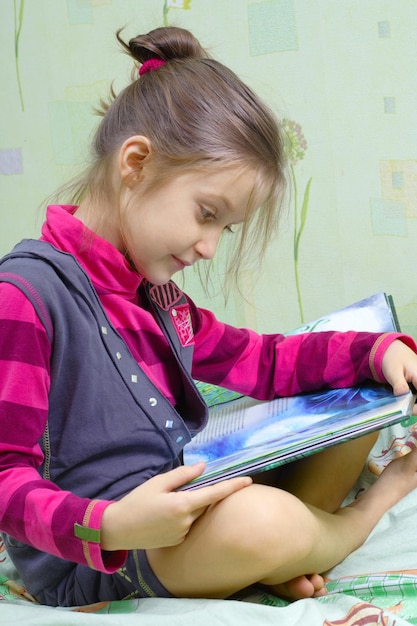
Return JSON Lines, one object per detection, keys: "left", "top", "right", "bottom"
{"left": 100, "top": 462, "right": 252, "bottom": 551}
{"left": 381, "top": 339, "right": 417, "bottom": 410}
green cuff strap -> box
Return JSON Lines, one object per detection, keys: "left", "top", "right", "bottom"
{"left": 74, "top": 523, "right": 101, "bottom": 544}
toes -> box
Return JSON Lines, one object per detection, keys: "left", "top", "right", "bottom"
{"left": 270, "top": 573, "right": 326, "bottom": 601}
{"left": 308, "top": 572, "right": 325, "bottom": 590}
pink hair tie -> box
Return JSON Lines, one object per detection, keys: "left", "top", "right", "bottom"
{"left": 139, "top": 58, "right": 166, "bottom": 76}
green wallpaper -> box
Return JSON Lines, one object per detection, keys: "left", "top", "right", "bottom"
{"left": 1, "top": 0, "right": 417, "bottom": 337}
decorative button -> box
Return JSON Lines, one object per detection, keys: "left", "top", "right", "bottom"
{"left": 131, "top": 374, "right": 138, "bottom": 383}
{"left": 172, "top": 309, "right": 177, "bottom": 317}
{"left": 116, "top": 352, "right": 122, "bottom": 360}
{"left": 101, "top": 326, "right": 108, "bottom": 335}
{"left": 176, "top": 436, "right": 183, "bottom": 443}
{"left": 149, "top": 397, "right": 157, "bottom": 407}
{"left": 165, "top": 419, "right": 173, "bottom": 429}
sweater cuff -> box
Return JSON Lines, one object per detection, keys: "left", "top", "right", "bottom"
{"left": 369, "top": 332, "right": 417, "bottom": 383}
{"left": 75, "top": 499, "right": 127, "bottom": 572}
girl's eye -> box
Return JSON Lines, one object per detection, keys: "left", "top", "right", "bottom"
{"left": 199, "top": 206, "right": 233, "bottom": 232}
{"left": 200, "top": 207, "right": 216, "bottom": 222}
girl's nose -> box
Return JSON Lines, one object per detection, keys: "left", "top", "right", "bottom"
{"left": 194, "top": 230, "right": 221, "bottom": 260}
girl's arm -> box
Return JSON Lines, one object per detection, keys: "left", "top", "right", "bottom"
{"left": 0, "top": 283, "right": 124, "bottom": 572}
{"left": 190, "top": 305, "right": 417, "bottom": 399}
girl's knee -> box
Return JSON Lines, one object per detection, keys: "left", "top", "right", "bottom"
{"left": 210, "top": 483, "right": 317, "bottom": 563}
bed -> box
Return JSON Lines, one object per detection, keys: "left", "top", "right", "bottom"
{"left": 1, "top": 418, "right": 417, "bottom": 626}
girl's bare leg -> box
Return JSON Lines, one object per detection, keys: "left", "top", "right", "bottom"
{"left": 274, "top": 432, "right": 379, "bottom": 512}
{"left": 253, "top": 431, "right": 378, "bottom": 597}
{"left": 147, "top": 449, "right": 417, "bottom": 600}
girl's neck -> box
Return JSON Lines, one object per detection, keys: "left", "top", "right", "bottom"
{"left": 74, "top": 197, "right": 122, "bottom": 251}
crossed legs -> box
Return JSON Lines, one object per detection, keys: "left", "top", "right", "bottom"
{"left": 147, "top": 438, "right": 417, "bottom": 600}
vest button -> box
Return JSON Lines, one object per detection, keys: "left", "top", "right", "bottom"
{"left": 149, "top": 397, "right": 157, "bottom": 406}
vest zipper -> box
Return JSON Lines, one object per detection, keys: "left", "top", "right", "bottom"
{"left": 42, "top": 422, "right": 51, "bottom": 481}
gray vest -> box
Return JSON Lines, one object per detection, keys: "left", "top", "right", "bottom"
{"left": 0, "top": 239, "right": 208, "bottom": 500}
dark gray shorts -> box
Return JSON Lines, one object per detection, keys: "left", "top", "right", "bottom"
{"left": 38, "top": 549, "right": 173, "bottom": 607}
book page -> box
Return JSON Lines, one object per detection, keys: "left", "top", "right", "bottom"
{"left": 191, "top": 396, "right": 292, "bottom": 445}
{"left": 185, "top": 387, "right": 414, "bottom": 469}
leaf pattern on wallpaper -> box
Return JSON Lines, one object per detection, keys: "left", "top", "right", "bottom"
{"left": 282, "top": 119, "right": 312, "bottom": 323}
{"left": 163, "top": 0, "right": 192, "bottom": 26}
{"left": 14, "top": 0, "right": 25, "bottom": 112}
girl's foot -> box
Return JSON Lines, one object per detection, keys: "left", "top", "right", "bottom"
{"left": 266, "top": 449, "right": 417, "bottom": 602}
{"left": 269, "top": 573, "right": 327, "bottom": 600}
{"left": 346, "top": 447, "right": 417, "bottom": 520}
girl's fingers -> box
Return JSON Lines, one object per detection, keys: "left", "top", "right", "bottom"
{"left": 187, "top": 475, "right": 253, "bottom": 511}
{"left": 157, "top": 462, "right": 207, "bottom": 491}
{"left": 391, "top": 374, "right": 410, "bottom": 396}
{"left": 382, "top": 340, "right": 417, "bottom": 395}
{"left": 159, "top": 463, "right": 252, "bottom": 512}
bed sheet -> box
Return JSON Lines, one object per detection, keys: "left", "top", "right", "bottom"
{"left": 1, "top": 419, "right": 417, "bottom": 625}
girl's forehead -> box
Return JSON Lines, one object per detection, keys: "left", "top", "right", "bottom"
{"left": 193, "top": 166, "right": 262, "bottom": 207}
{"left": 188, "top": 164, "right": 260, "bottom": 193}
{"left": 143, "top": 162, "right": 270, "bottom": 214}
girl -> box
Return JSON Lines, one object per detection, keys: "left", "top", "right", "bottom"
{"left": 1, "top": 26, "right": 417, "bottom": 607}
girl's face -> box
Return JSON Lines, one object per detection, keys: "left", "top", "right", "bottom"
{"left": 119, "top": 166, "right": 257, "bottom": 285}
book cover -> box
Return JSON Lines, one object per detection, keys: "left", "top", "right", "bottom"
{"left": 285, "top": 292, "right": 399, "bottom": 335}
{"left": 194, "top": 292, "right": 399, "bottom": 409}
{"left": 183, "top": 293, "right": 415, "bottom": 489}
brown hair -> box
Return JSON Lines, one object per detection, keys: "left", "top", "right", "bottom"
{"left": 65, "top": 26, "right": 287, "bottom": 286}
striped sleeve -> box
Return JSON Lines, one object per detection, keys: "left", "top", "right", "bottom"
{"left": 0, "top": 282, "right": 125, "bottom": 572}
{"left": 190, "top": 305, "right": 417, "bottom": 399}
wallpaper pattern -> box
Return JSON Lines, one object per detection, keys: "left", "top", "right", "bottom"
{"left": 1, "top": 0, "right": 416, "bottom": 337}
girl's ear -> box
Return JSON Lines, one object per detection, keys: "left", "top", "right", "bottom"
{"left": 118, "top": 135, "right": 152, "bottom": 187}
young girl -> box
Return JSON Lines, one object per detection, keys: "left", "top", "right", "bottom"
{"left": 1, "top": 25, "right": 417, "bottom": 607}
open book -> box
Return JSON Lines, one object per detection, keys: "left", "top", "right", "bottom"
{"left": 183, "top": 293, "right": 416, "bottom": 489}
